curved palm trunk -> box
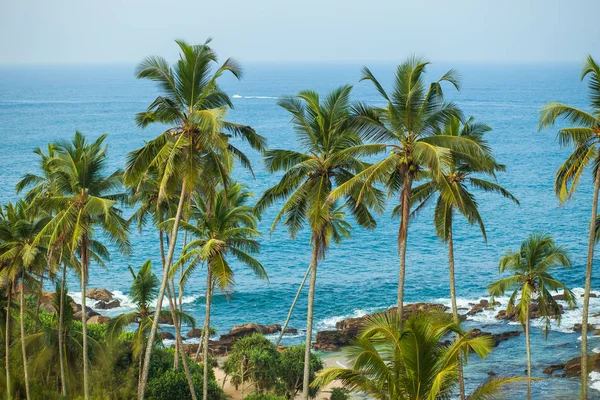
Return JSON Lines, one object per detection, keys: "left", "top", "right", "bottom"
{"left": 447, "top": 226, "right": 465, "bottom": 400}
{"left": 34, "top": 270, "right": 44, "bottom": 332}
{"left": 276, "top": 264, "right": 311, "bottom": 346}
{"left": 58, "top": 263, "right": 67, "bottom": 396}
{"left": 202, "top": 264, "right": 214, "bottom": 400}
{"left": 397, "top": 172, "right": 413, "bottom": 323}
{"left": 165, "top": 284, "right": 196, "bottom": 400}
{"left": 302, "top": 239, "right": 320, "bottom": 400}
{"left": 525, "top": 302, "right": 531, "bottom": 400}
{"left": 173, "top": 230, "right": 188, "bottom": 370}
{"left": 5, "top": 281, "right": 12, "bottom": 400}
{"left": 19, "top": 270, "right": 31, "bottom": 400}
{"left": 581, "top": 170, "right": 600, "bottom": 399}
{"left": 81, "top": 237, "right": 90, "bottom": 400}
{"left": 138, "top": 182, "right": 187, "bottom": 400}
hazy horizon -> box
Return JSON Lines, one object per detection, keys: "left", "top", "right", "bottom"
{"left": 1, "top": 0, "right": 599, "bottom": 65}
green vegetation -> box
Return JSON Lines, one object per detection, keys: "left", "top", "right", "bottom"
{"left": 0, "top": 39, "right": 597, "bottom": 400}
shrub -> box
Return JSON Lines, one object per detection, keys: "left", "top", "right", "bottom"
{"left": 277, "top": 345, "right": 323, "bottom": 399}
{"left": 330, "top": 387, "right": 350, "bottom": 400}
{"left": 244, "top": 394, "right": 287, "bottom": 400}
{"left": 146, "top": 369, "right": 226, "bottom": 400}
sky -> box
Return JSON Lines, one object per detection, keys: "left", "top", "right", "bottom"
{"left": 0, "top": 0, "right": 599, "bottom": 65}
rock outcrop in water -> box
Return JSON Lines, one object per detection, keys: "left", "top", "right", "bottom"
{"left": 95, "top": 299, "right": 121, "bottom": 309}
{"left": 495, "top": 303, "right": 564, "bottom": 321}
{"left": 467, "top": 329, "right": 521, "bottom": 347}
{"left": 85, "top": 288, "right": 113, "bottom": 302}
{"left": 466, "top": 299, "right": 500, "bottom": 316}
{"left": 314, "top": 303, "right": 451, "bottom": 350}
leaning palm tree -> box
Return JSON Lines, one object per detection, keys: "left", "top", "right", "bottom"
{"left": 36, "top": 132, "right": 130, "bottom": 400}
{"left": 255, "top": 85, "right": 383, "bottom": 399}
{"left": 175, "top": 183, "right": 267, "bottom": 400}
{"left": 314, "top": 311, "right": 521, "bottom": 400}
{"left": 123, "top": 39, "right": 265, "bottom": 400}
{"left": 538, "top": 55, "right": 600, "bottom": 398}
{"left": 488, "top": 233, "right": 575, "bottom": 400}
{"left": 330, "top": 57, "right": 486, "bottom": 323}
{"left": 413, "top": 116, "right": 519, "bottom": 398}
{"left": 0, "top": 200, "right": 50, "bottom": 400}
{"left": 107, "top": 260, "right": 195, "bottom": 388}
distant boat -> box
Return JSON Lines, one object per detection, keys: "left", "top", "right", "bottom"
{"left": 232, "top": 94, "right": 242, "bottom": 98}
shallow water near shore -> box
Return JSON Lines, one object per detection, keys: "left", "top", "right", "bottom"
{"left": 1, "top": 62, "right": 598, "bottom": 398}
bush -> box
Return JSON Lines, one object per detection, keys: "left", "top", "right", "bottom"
{"left": 146, "top": 369, "right": 226, "bottom": 400}
{"left": 330, "top": 387, "right": 350, "bottom": 400}
{"left": 277, "top": 345, "right": 323, "bottom": 399}
{"left": 244, "top": 394, "right": 287, "bottom": 400}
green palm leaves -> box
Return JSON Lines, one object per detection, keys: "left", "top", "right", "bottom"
{"left": 539, "top": 55, "right": 600, "bottom": 399}
{"left": 314, "top": 312, "right": 517, "bottom": 400}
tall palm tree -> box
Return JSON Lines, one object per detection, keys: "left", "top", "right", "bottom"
{"left": 107, "top": 260, "right": 195, "bottom": 388}
{"left": 488, "top": 233, "right": 575, "bottom": 400}
{"left": 0, "top": 200, "right": 50, "bottom": 400}
{"left": 314, "top": 311, "right": 521, "bottom": 400}
{"left": 175, "top": 183, "right": 267, "bottom": 400}
{"left": 123, "top": 39, "right": 265, "bottom": 400}
{"left": 37, "top": 132, "right": 129, "bottom": 400}
{"left": 413, "top": 116, "right": 519, "bottom": 398}
{"left": 330, "top": 57, "right": 486, "bottom": 323}
{"left": 538, "top": 55, "right": 600, "bottom": 398}
{"left": 255, "top": 85, "right": 383, "bottom": 399}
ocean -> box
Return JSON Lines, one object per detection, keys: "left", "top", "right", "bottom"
{"left": 0, "top": 61, "right": 597, "bottom": 398}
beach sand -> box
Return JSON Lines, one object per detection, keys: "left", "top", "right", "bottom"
{"left": 214, "top": 350, "right": 351, "bottom": 400}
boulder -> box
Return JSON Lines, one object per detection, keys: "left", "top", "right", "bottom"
{"left": 283, "top": 328, "right": 298, "bottom": 334}
{"left": 220, "top": 323, "right": 282, "bottom": 341}
{"left": 40, "top": 303, "right": 57, "bottom": 314}
{"left": 314, "top": 303, "right": 452, "bottom": 350}
{"left": 573, "top": 323, "right": 596, "bottom": 333}
{"left": 187, "top": 328, "right": 204, "bottom": 338}
{"left": 496, "top": 303, "right": 563, "bottom": 321}
{"left": 543, "top": 364, "right": 565, "bottom": 375}
{"left": 564, "top": 354, "right": 600, "bottom": 377}
{"left": 85, "top": 288, "right": 113, "bottom": 302}
{"left": 95, "top": 299, "right": 121, "bottom": 310}
{"left": 88, "top": 315, "right": 110, "bottom": 325}
{"left": 158, "top": 313, "right": 174, "bottom": 325}
{"left": 468, "top": 329, "right": 521, "bottom": 347}
{"left": 467, "top": 299, "right": 499, "bottom": 316}
{"left": 159, "top": 332, "right": 175, "bottom": 341}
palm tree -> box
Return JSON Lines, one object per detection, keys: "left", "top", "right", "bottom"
{"left": 488, "top": 233, "right": 575, "bottom": 400}
{"left": 329, "top": 57, "right": 486, "bottom": 323}
{"left": 123, "top": 39, "right": 265, "bottom": 400}
{"left": 255, "top": 85, "right": 382, "bottom": 399}
{"left": 538, "top": 55, "right": 600, "bottom": 398}
{"left": 175, "top": 183, "right": 267, "bottom": 400}
{"left": 36, "top": 132, "right": 129, "bottom": 400}
{"left": 0, "top": 200, "right": 50, "bottom": 400}
{"left": 413, "top": 116, "right": 519, "bottom": 398}
{"left": 107, "top": 260, "right": 195, "bottom": 387}
{"left": 314, "top": 311, "right": 521, "bottom": 400}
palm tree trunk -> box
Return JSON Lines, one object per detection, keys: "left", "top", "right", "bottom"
{"left": 447, "top": 225, "right": 465, "bottom": 400}
{"left": 165, "top": 284, "right": 197, "bottom": 400}
{"left": 397, "top": 172, "right": 413, "bottom": 323}
{"left": 581, "top": 168, "right": 600, "bottom": 399}
{"left": 302, "top": 238, "right": 319, "bottom": 400}
{"left": 203, "top": 264, "right": 214, "bottom": 400}
{"left": 525, "top": 302, "right": 531, "bottom": 400}
{"left": 5, "top": 281, "right": 12, "bottom": 400}
{"left": 276, "top": 264, "right": 311, "bottom": 346}
{"left": 58, "top": 263, "right": 67, "bottom": 396}
{"left": 81, "top": 237, "right": 90, "bottom": 400}
{"left": 34, "top": 270, "right": 44, "bottom": 332}
{"left": 20, "top": 270, "right": 31, "bottom": 400}
{"left": 173, "top": 230, "right": 187, "bottom": 370}
{"left": 138, "top": 181, "right": 187, "bottom": 400}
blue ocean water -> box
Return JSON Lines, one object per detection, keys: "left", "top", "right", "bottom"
{"left": 0, "top": 62, "right": 597, "bottom": 398}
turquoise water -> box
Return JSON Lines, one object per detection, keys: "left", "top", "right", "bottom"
{"left": 0, "top": 62, "right": 597, "bottom": 398}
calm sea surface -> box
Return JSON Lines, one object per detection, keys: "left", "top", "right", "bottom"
{"left": 0, "top": 62, "right": 598, "bottom": 398}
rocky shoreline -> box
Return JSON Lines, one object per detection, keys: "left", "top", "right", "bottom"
{"left": 35, "top": 287, "right": 599, "bottom": 378}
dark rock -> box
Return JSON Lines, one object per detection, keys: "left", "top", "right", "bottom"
{"left": 40, "top": 303, "right": 56, "bottom": 314}
{"left": 187, "top": 328, "right": 204, "bottom": 338}
{"left": 220, "top": 323, "right": 282, "bottom": 341}
{"left": 283, "top": 328, "right": 298, "bottom": 334}
{"left": 467, "top": 299, "right": 500, "bottom": 316}
{"left": 573, "top": 323, "right": 596, "bottom": 333}
{"left": 543, "top": 364, "right": 565, "bottom": 375}
{"left": 158, "top": 314, "right": 174, "bottom": 325}
{"left": 85, "top": 288, "right": 113, "bottom": 302}
{"left": 496, "top": 303, "right": 563, "bottom": 321}
{"left": 564, "top": 354, "right": 600, "bottom": 377}
{"left": 583, "top": 293, "right": 598, "bottom": 298}
{"left": 95, "top": 299, "right": 121, "bottom": 309}
{"left": 314, "top": 303, "right": 452, "bottom": 350}
{"left": 159, "top": 332, "right": 175, "bottom": 341}
{"left": 487, "top": 370, "right": 496, "bottom": 376}
{"left": 468, "top": 329, "right": 521, "bottom": 347}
